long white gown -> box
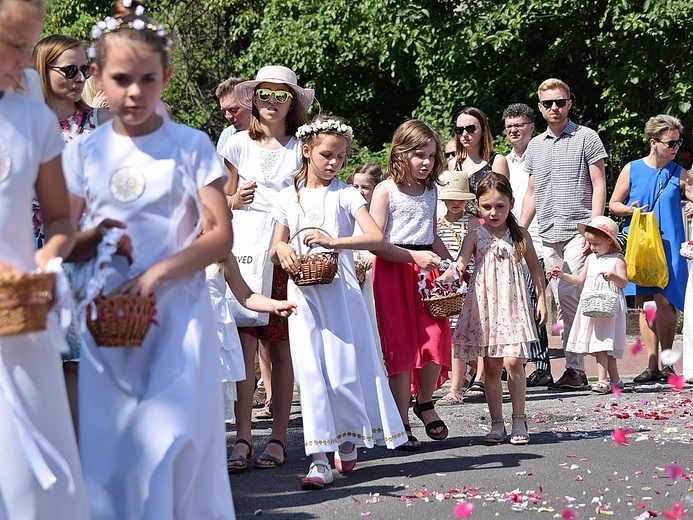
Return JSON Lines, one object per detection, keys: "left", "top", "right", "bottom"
{"left": 272, "top": 179, "right": 406, "bottom": 455}
{"left": 0, "top": 91, "right": 90, "bottom": 520}
{"left": 63, "top": 118, "right": 235, "bottom": 520}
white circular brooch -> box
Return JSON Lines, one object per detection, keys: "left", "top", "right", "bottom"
{"left": 109, "top": 166, "right": 146, "bottom": 203}
{"left": 0, "top": 143, "right": 11, "bottom": 184}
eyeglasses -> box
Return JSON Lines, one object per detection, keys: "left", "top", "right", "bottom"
{"left": 454, "top": 124, "right": 477, "bottom": 135}
{"left": 539, "top": 98, "right": 569, "bottom": 109}
{"left": 505, "top": 122, "right": 532, "bottom": 131}
{"left": 49, "top": 64, "right": 91, "bottom": 80}
{"left": 654, "top": 138, "right": 683, "bottom": 149}
{"left": 444, "top": 151, "right": 456, "bottom": 159}
{"left": 255, "top": 88, "right": 293, "bottom": 104}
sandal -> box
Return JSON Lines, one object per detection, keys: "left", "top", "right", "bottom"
{"left": 412, "top": 399, "right": 449, "bottom": 440}
{"left": 334, "top": 443, "right": 358, "bottom": 474}
{"left": 300, "top": 459, "right": 334, "bottom": 490}
{"left": 465, "top": 381, "right": 485, "bottom": 399}
{"left": 660, "top": 365, "right": 676, "bottom": 381}
{"left": 253, "top": 438, "right": 286, "bottom": 469}
{"left": 484, "top": 418, "right": 506, "bottom": 444}
{"left": 394, "top": 424, "right": 421, "bottom": 452}
{"left": 437, "top": 390, "right": 464, "bottom": 406}
{"left": 509, "top": 414, "right": 530, "bottom": 445}
{"left": 633, "top": 368, "right": 661, "bottom": 383}
{"left": 227, "top": 438, "right": 254, "bottom": 472}
{"left": 591, "top": 381, "right": 611, "bottom": 394}
{"left": 255, "top": 398, "right": 273, "bottom": 419}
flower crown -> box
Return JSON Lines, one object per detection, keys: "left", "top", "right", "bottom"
{"left": 296, "top": 119, "right": 354, "bottom": 141}
{"left": 88, "top": 0, "right": 173, "bottom": 58}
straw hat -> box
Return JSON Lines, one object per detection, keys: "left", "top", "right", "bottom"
{"left": 438, "top": 170, "right": 476, "bottom": 201}
{"left": 577, "top": 216, "right": 621, "bottom": 252}
{"left": 234, "top": 65, "right": 315, "bottom": 110}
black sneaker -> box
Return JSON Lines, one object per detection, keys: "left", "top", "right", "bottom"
{"left": 548, "top": 368, "right": 588, "bottom": 390}
{"left": 527, "top": 369, "right": 553, "bottom": 387}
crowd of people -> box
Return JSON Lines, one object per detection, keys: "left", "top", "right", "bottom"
{"left": 1, "top": 0, "right": 693, "bottom": 518}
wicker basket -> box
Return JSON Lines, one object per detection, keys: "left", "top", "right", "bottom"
{"left": 0, "top": 273, "right": 55, "bottom": 336}
{"left": 354, "top": 259, "right": 368, "bottom": 286}
{"left": 87, "top": 294, "right": 156, "bottom": 347}
{"left": 580, "top": 273, "right": 618, "bottom": 319}
{"left": 288, "top": 227, "right": 339, "bottom": 286}
{"left": 423, "top": 292, "right": 464, "bottom": 318}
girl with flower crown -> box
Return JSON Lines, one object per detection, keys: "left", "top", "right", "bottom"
{"left": 219, "top": 65, "right": 311, "bottom": 471}
{"left": 62, "top": 1, "right": 235, "bottom": 517}
{"left": 270, "top": 115, "right": 406, "bottom": 490}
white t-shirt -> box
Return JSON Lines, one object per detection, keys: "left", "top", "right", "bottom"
{"left": 219, "top": 131, "right": 302, "bottom": 213}
{"left": 507, "top": 150, "right": 543, "bottom": 259}
{"left": 0, "top": 91, "right": 63, "bottom": 271}
{"left": 216, "top": 125, "right": 236, "bottom": 153}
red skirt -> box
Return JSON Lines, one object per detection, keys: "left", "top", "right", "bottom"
{"left": 239, "top": 265, "right": 289, "bottom": 342}
{"left": 373, "top": 258, "right": 451, "bottom": 393}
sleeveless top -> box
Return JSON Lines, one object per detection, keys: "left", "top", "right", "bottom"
{"left": 455, "top": 152, "right": 497, "bottom": 194}
{"left": 382, "top": 178, "right": 436, "bottom": 245}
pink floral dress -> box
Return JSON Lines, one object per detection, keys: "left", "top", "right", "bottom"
{"left": 452, "top": 226, "right": 537, "bottom": 360}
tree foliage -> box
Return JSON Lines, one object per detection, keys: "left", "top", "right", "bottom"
{"left": 43, "top": 0, "right": 693, "bottom": 174}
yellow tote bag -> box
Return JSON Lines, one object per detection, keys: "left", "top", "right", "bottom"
{"left": 624, "top": 207, "right": 669, "bottom": 288}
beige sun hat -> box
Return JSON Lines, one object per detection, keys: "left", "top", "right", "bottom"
{"left": 438, "top": 170, "right": 476, "bottom": 200}
{"left": 577, "top": 216, "right": 621, "bottom": 252}
{"left": 234, "top": 65, "right": 315, "bottom": 110}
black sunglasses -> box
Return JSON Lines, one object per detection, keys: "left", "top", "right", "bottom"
{"left": 539, "top": 98, "right": 569, "bottom": 109}
{"left": 50, "top": 64, "right": 91, "bottom": 80}
{"left": 454, "top": 124, "right": 477, "bottom": 135}
{"left": 444, "top": 150, "right": 456, "bottom": 159}
{"left": 655, "top": 138, "right": 683, "bottom": 149}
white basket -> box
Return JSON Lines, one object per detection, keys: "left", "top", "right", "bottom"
{"left": 580, "top": 273, "right": 618, "bottom": 319}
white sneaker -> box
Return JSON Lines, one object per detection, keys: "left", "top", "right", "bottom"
{"left": 300, "top": 460, "right": 334, "bottom": 490}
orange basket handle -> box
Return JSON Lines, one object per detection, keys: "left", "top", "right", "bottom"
{"left": 288, "top": 226, "right": 334, "bottom": 249}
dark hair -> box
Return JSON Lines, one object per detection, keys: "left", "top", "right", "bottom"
{"left": 475, "top": 172, "right": 526, "bottom": 262}
{"left": 387, "top": 120, "right": 443, "bottom": 189}
{"left": 33, "top": 35, "right": 91, "bottom": 116}
{"left": 353, "top": 162, "right": 383, "bottom": 187}
{"left": 215, "top": 76, "right": 248, "bottom": 100}
{"left": 94, "top": 0, "right": 172, "bottom": 69}
{"left": 502, "top": 103, "right": 535, "bottom": 123}
{"left": 247, "top": 84, "right": 308, "bottom": 141}
{"left": 454, "top": 107, "right": 495, "bottom": 163}
{"left": 293, "top": 114, "right": 353, "bottom": 199}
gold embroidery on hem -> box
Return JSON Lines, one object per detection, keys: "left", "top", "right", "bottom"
{"left": 304, "top": 429, "right": 408, "bottom": 447}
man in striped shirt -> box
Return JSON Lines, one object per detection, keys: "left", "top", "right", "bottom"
{"left": 520, "top": 78, "right": 607, "bottom": 391}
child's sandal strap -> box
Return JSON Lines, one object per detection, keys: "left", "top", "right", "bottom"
{"left": 491, "top": 418, "right": 505, "bottom": 424}
{"left": 511, "top": 414, "right": 527, "bottom": 419}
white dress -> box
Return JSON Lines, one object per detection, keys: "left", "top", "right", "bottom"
{"left": 566, "top": 253, "right": 626, "bottom": 359}
{"left": 205, "top": 263, "right": 246, "bottom": 422}
{"left": 272, "top": 179, "right": 406, "bottom": 454}
{"left": 63, "top": 119, "right": 235, "bottom": 520}
{"left": 0, "top": 92, "right": 90, "bottom": 520}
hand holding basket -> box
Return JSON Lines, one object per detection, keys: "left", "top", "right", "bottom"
{"left": 580, "top": 273, "right": 618, "bottom": 319}
{"left": 287, "top": 227, "right": 339, "bottom": 286}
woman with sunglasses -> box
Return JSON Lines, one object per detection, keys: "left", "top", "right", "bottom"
{"left": 453, "top": 107, "right": 509, "bottom": 195}
{"left": 220, "top": 65, "right": 313, "bottom": 471}
{"left": 610, "top": 115, "right": 693, "bottom": 383}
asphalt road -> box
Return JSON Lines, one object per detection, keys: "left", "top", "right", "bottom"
{"left": 227, "top": 382, "right": 693, "bottom": 519}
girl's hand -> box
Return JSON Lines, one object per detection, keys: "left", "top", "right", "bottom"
{"left": 602, "top": 271, "right": 613, "bottom": 282}
{"left": 546, "top": 266, "right": 562, "bottom": 281}
{"left": 302, "top": 229, "right": 334, "bottom": 249}
{"left": 536, "top": 299, "right": 547, "bottom": 327}
{"left": 272, "top": 300, "right": 298, "bottom": 317}
{"left": 413, "top": 250, "right": 440, "bottom": 270}
{"left": 112, "top": 265, "right": 166, "bottom": 296}
{"left": 684, "top": 201, "right": 693, "bottom": 219}
{"left": 33, "top": 248, "right": 54, "bottom": 273}
{"left": 234, "top": 181, "right": 257, "bottom": 208}
{"left": 276, "top": 242, "right": 300, "bottom": 274}
{"left": 96, "top": 219, "right": 133, "bottom": 264}
{"left": 361, "top": 257, "right": 373, "bottom": 270}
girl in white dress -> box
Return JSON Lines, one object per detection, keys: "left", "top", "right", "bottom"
{"left": 559, "top": 216, "right": 627, "bottom": 394}
{"left": 270, "top": 116, "right": 406, "bottom": 490}
{"left": 0, "top": 0, "right": 90, "bottom": 518}
{"left": 62, "top": 1, "right": 235, "bottom": 518}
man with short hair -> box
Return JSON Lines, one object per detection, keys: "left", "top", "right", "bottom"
{"left": 503, "top": 103, "right": 552, "bottom": 387}
{"left": 215, "top": 76, "right": 251, "bottom": 151}
{"left": 520, "top": 79, "right": 607, "bottom": 391}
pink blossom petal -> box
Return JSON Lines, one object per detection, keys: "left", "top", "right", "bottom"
{"left": 611, "top": 428, "right": 633, "bottom": 445}
{"left": 644, "top": 305, "right": 657, "bottom": 326}
{"left": 661, "top": 502, "right": 686, "bottom": 519}
{"left": 561, "top": 508, "right": 577, "bottom": 519}
{"left": 630, "top": 337, "right": 643, "bottom": 355}
{"left": 454, "top": 502, "right": 473, "bottom": 518}
{"left": 551, "top": 322, "right": 564, "bottom": 334}
{"left": 612, "top": 384, "right": 623, "bottom": 398}
{"left": 665, "top": 464, "right": 684, "bottom": 481}
{"left": 668, "top": 375, "right": 686, "bottom": 390}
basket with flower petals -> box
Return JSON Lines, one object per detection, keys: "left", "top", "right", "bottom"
{"left": 87, "top": 294, "right": 156, "bottom": 347}
{"left": 288, "top": 227, "right": 339, "bottom": 286}
{"left": 422, "top": 280, "right": 465, "bottom": 318}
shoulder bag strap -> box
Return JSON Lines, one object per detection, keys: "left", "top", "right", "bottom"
{"left": 652, "top": 164, "right": 679, "bottom": 209}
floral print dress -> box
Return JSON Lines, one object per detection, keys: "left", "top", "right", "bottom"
{"left": 452, "top": 226, "right": 538, "bottom": 360}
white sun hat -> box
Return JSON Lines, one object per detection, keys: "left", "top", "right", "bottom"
{"left": 234, "top": 65, "right": 315, "bottom": 110}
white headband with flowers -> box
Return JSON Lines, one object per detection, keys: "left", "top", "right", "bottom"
{"left": 87, "top": 0, "right": 173, "bottom": 58}
{"left": 296, "top": 119, "right": 354, "bottom": 141}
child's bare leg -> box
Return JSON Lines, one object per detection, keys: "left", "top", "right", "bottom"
{"left": 483, "top": 357, "right": 504, "bottom": 421}
{"left": 505, "top": 357, "right": 526, "bottom": 430}
{"left": 595, "top": 351, "right": 609, "bottom": 382}
{"left": 389, "top": 371, "right": 420, "bottom": 448}
{"left": 607, "top": 355, "right": 620, "bottom": 384}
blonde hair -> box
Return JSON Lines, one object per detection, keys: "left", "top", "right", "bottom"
{"left": 537, "top": 78, "right": 571, "bottom": 98}
{"left": 644, "top": 114, "right": 683, "bottom": 142}
{"left": 33, "top": 34, "right": 91, "bottom": 116}
{"left": 386, "top": 120, "right": 443, "bottom": 189}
